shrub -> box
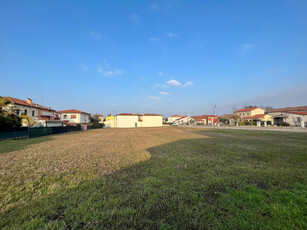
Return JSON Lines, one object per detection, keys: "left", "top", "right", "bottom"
{"left": 90, "top": 122, "right": 105, "bottom": 129}
{"left": 280, "top": 122, "right": 290, "bottom": 126}
{"left": 0, "top": 114, "right": 22, "bottom": 128}
{"left": 238, "top": 121, "right": 245, "bottom": 126}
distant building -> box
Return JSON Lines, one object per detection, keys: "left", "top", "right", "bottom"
{"left": 4, "top": 97, "right": 61, "bottom": 127}
{"left": 114, "top": 113, "right": 163, "bottom": 128}
{"left": 269, "top": 106, "right": 307, "bottom": 126}
{"left": 220, "top": 114, "right": 236, "bottom": 125}
{"left": 234, "top": 107, "right": 265, "bottom": 118}
{"left": 167, "top": 115, "right": 183, "bottom": 123}
{"left": 57, "top": 109, "right": 91, "bottom": 125}
{"left": 97, "top": 115, "right": 104, "bottom": 123}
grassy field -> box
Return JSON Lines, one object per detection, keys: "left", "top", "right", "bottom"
{"left": 0, "top": 127, "right": 306, "bottom": 229}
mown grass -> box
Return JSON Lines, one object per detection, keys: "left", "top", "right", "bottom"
{"left": 0, "top": 128, "right": 306, "bottom": 229}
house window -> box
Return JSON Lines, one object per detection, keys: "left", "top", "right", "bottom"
{"left": 71, "top": 115, "right": 76, "bottom": 119}
{"left": 247, "top": 112, "right": 250, "bottom": 116}
{"left": 24, "top": 109, "right": 27, "bottom": 115}
{"left": 32, "top": 111, "right": 35, "bottom": 116}
{"left": 243, "top": 113, "right": 245, "bottom": 116}
{"left": 63, "top": 115, "right": 67, "bottom": 119}
{"left": 16, "top": 109, "right": 20, "bottom": 115}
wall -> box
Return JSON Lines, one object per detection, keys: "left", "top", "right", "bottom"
{"left": 80, "top": 113, "right": 90, "bottom": 124}
{"left": 269, "top": 112, "right": 307, "bottom": 126}
{"left": 60, "top": 113, "right": 80, "bottom": 123}
{"left": 11, "top": 104, "right": 39, "bottom": 121}
{"left": 236, "top": 108, "right": 265, "bottom": 117}
{"left": 115, "top": 115, "right": 139, "bottom": 128}
{"left": 141, "top": 115, "right": 163, "bottom": 127}
{"left": 168, "top": 116, "right": 181, "bottom": 123}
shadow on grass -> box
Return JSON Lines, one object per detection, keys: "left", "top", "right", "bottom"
{"left": 0, "top": 136, "right": 53, "bottom": 154}
{"left": 0, "top": 133, "right": 306, "bottom": 229}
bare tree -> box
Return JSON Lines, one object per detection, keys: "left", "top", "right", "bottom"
{"left": 232, "top": 106, "right": 238, "bottom": 112}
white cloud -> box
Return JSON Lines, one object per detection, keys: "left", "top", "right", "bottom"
{"left": 166, "top": 79, "right": 181, "bottom": 87}
{"left": 81, "top": 64, "right": 88, "bottom": 71}
{"left": 240, "top": 44, "right": 254, "bottom": 53}
{"left": 149, "top": 37, "right": 159, "bottom": 42}
{"left": 166, "top": 32, "right": 177, "bottom": 38}
{"left": 129, "top": 14, "right": 139, "bottom": 24}
{"left": 97, "top": 66, "right": 103, "bottom": 73}
{"left": 183, "top": 81, "right": 193, "bottom": 87}
{"left": 98, "top": 60, "right": 124, "bottom": 76}
{"left": 160, "top": 92, "right": 170, "bottom": 95}
{"left": 155, "top": 83, "right": 166, "bottom": 88}
{"left": 104, "top": 69, "right": 123, "bottom": 76}
{"left": 148, "top": 96, "right": 161, "bottom": 102}
{"left": 89, "top": 31, "right": 102, "bottom": 40}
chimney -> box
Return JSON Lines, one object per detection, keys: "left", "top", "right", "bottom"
{"left": 27, "top": 98, "right": 32, "bottom": 104}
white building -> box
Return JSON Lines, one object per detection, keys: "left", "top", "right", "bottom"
{"left": 167, "top": 115, "right": 183, "bottom": 124}
{"left": 57, "top": 109, "right": 91, "bottom": 124}
{"left": 114, "top": 113, "right": 163, "bottom": 128}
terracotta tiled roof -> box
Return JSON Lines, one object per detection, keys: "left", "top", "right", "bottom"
{"left": 234, "top": 107, "right": 260, "bottom": 113}
{"left": 191, "top": 116, "right": 206, "bottom": 121}
{"left": 242, "top": 114, "right": 267, "bottom": 119}
{"left": 6, "top": 96, "right": 55, "bottom": 111}
{"left": 170, "top": 115, "right": 182, "bottom": 117}
{"left": 269, "top": 106, "right": 307, "bottom": 113}
{"left": 287, "top": 111, "right": 307, "bottom": 115}
{"left": 221, "top": 114, "right": 235, "bottom": 119}
{"left": 57, "top": 109, "right": 91, "bottom": 115}
{"left": 143, "top": 114, "right": 162, "bottom": 116}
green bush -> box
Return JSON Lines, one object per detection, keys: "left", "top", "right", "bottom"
{"left": 0, "top": 114, "right": 22, "bottom": 128}
{"left": 280, "top": 122, "right": 290, "bottom": 126}
{"left": 238, "top": 121, "right": 245, "bottom": 126}
{"left": 89, "top": 122, "right": 105, "bottom": 129}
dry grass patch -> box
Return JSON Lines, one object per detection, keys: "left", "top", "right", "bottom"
{"left": 0, "top": 127, "right": 206, "bottom": 212}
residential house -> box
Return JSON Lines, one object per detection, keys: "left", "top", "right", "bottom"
{"left": 104, "top": 115, "right": 115, "bottom": 128}
{"left": 220, "top": 114, "right": 236, "bottom": 125}
{"left": 114, "top": 113, "right": 163, "bottom": 128}
{"left": 57, "top": 109, "right": 91, "bottom": 125}
{"left": 5, "top": 97, "right": 61, "bottom": 127}
{"left": 190, "top": 116, "right": 207, "bottom": 125}
{"left": 174, "top": 116, "right": 191, "bottom": 125}
{"left": 241, "top": 114, "right": 272, "bottom": 123}
{"left": 269, "top": 106, "right": 307, "bottom": 126}
{"left": 97, "top": 115, "right": 104, "bottom": 123}
{"left": 167, "top": 115, "right": 183, "bottom": 123}
{"left": 234, "top": 107, "right": 265, "bottom": 118}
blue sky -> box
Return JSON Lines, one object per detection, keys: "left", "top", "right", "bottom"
{"left": 1, "top": 0, "right": 307, "bottom": 116}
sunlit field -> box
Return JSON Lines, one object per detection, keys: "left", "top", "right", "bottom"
{"left": 0, "top": 127, "right": 306, "bottom": 229}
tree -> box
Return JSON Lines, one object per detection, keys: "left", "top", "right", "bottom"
{"left": 233, "top": 115, "right": 241, "bottom": 121}
{"left": 219, "top": 117, "right": 229, "bottom": 124}
{"left": 0, "top": 97, "right": 13, "bottom": 115}
{"left": 243, "top": 104, "right": 257, "bottom": 108}
{"left": 264, "top": 106, "right": 273, "bottom": 113}
{"left": 90, "top": 114, "right": 100, "bottom": 123}
{"left": 20, "top": 114, "right": 34, "bottom": 127}
{"left": 0, "top": 97, "right": 22, "bottom": 128}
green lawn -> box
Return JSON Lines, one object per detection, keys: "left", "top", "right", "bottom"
{"left": 0, "top": 128, "right": 306, "bottom": 229}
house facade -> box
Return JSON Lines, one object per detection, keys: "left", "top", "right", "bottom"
{"left": 241, "top": 114, "right": 272, "bottom": 122}
{"left": 269, "top": 106, "right": 307, "bottom": 126}
{"left": 234, "top": 107, "right": 265, "bottom": 118}
{"left": 114, "top": 113, "right": 163, "bottom": 128}
{"left": 167, "top": 115, "right": 183, "bottom": 123}
{"left": 57, "top": 109, "right": 91, "bottom": 124}
{"left": 5, "top": 97, "right": 59, "bottom": 126}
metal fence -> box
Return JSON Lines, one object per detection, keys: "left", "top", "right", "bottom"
{"left": 0, "top": 127, "right": 29, "bottom": 140}
{"left": 0, "top": 125, "right": 85, "bottom": 140}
